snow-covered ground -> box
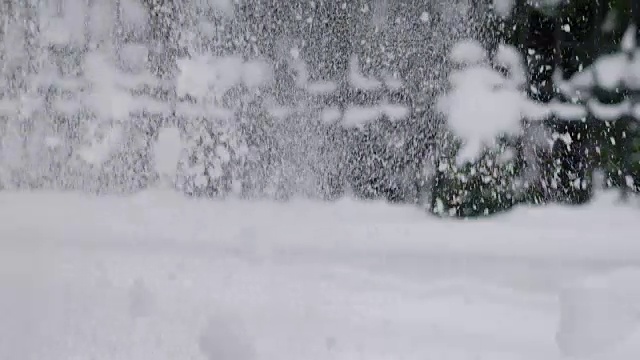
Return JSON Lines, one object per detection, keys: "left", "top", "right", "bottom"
{"left": 1, "top": 191, "right": 639, "bottom": 360}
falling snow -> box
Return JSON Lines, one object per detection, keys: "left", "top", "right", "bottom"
{"left": 1, "top": 1, "right": 640, "bottom": 359}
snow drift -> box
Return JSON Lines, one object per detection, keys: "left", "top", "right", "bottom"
{"left": 0, "top": 191, "right": 639, "bottom": 359}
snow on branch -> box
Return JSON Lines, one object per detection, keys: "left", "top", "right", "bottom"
{"left": 439, "top": 40, "right": 535, "bottom": 164}
{"left": 177, "top": 55, "right": 273, "bottom": 101}
{"left": 557, "top": 26, "right": 640, "bottom": 96}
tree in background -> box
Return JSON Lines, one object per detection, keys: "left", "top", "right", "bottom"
{"left": 173, "top": 54, "right": 250, "bottom": 198}
{"left": 432, "top": 39, "right": 543, "bottom": 217}
{"left": 0, "top": 1, "right": 40, "bottom": 188}
{"left": 2, "top": 0, "right": 637, "bottom": 214}
{"left": 555, "top": 24, "right": 640, "bottom": 198}
{"left": 0, "top": 0, "right": 94, "bottom": 190}
{"left": 485, "top": 0, "right": 640, "bottom": 205}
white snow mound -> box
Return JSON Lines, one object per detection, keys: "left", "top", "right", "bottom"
{"left": 556, "top": 268, "right": 640, "bottom": 357}
{"left": 199, "top": 314, "right": 255, "bottom": 360}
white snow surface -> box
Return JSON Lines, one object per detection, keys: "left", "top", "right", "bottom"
{"left": 557, "top": 268, "right": 640, "bottom": 357}
{"left": 1, "top": 191, "right": 640, "bottom": 360}
{"left": 307, "top": 80, "right": 338, "bottom": 95}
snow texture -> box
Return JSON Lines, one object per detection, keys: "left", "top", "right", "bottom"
{"left": 493, "top": 1, "right": 587, "bottom": 19}
{"left": 194, "top": 0, "right": 235, "bottom": 16}
{"left": 588, "top": 100, "right": 632, "bottom": 121}
{"left": 438, "top": 35, "right": 640, "bottom": 164}
{"left": 307, "top": 80, "right": 338, "bottom": 95}
{"left": 199, "top": 314, "right": 255, "bottom": 360}
{"left": 450, "top": 39, "right": 488, "bottom": 66}
{"left": 349, "top": 56, "right": 383, "bottom": 90}
{"left": 84, "top": 51, "right": 136, "bottom": 121}
{"left": 342, "top": 105, "right": 410, "bottom": 127}
{"left": 557, "top": 268, "right": 640, "bottom": 357}
{"left": 154, "top": 127, "right": 183, "bottom": 186}
{"left": 128, "top": 278, "right": 155, "bottom": 319}
{"left": 1, "top": 5, "right": 639, "bottom": 359}
{"left": 493, "top": 0, "right": 515, "bottom": 17}
{"left": 176, "top": 55, "right": 272, "bottom": 103}
{"left": 76, "top": 124, "right": 123, "bottom": 166}
{"left": 440, "top": 42, "right": 531, "bottom": 163}
{"left": 560, "top": 25, "right": 640, "bottom": 98}
{"left": 0, "top": 191, "right": 639, "bottom": 359}
{"left": 119, "top": 0, "right": 149, "bottom": 29}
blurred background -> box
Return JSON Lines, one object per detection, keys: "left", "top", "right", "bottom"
{"left": 0, "top": 0, "right": 638, "bottom": 216}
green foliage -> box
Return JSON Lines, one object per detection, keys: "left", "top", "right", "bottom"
{"left": 430, "top": 136, "right": 524, "bottom": 218}
{"left": 591, "top": 118, "right": 640, "bottom": 193}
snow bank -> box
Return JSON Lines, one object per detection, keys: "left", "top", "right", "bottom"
{"left": 0, "top": 190, "right": 638, "bottom": 263}
{"left": 0, "top": 191, "right": 639, "bottom": 359}
{"left": 557, "top": 268, "right": 640, "bottom": 357}
{"left": 199, "top": 314, "right": 255, "bottom": 360}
